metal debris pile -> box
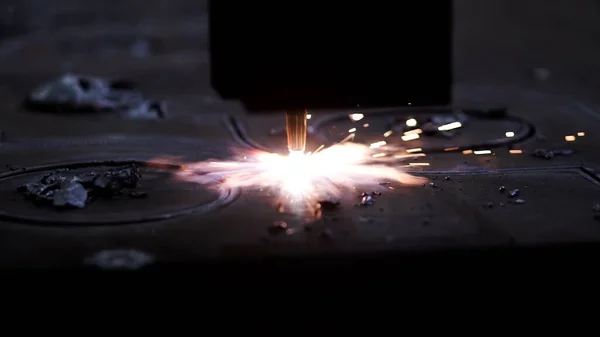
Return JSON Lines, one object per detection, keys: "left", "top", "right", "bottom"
{"left": 23, "top": 74, "right": 167, "bottom": 119}
{"left": 17, "top": 164, "right": 147, "bottom": 209}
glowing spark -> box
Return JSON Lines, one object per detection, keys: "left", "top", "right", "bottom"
{"left": 474, "top": 150, "right": 492, "bottom": 155}
{"left": 406, "top": 118, "right": 417, "bottom": 127}
{"left": 401, "top": 134, "right": 420, "bottom": 141}
{"left": 314, "top": 144, "right": 325, "bottom": 153}
{"left": 509, "top": 149, "right": 523, "bottom": 154}
{"left": 438, "top": 122, "right": 462, "bottom": 131}
{"left": 363, "top": 123, "right": 369, "bottom": 127}
{"left": 383, "top": 130, "right": 393, "bottom": 137}
{"left": 395, "top": 153, "right": 425, "bottom": 159}
{"left": 577, "top": 132, "right": 585, "bottom": 137}
{"left": 565, "top": 135, "right": 576, "bottom": 141}
{"left": 406, "top": 148, "right": 422, "bottom": 153}
{"left": 408, "top": 162, "right": 430, "bottom": 166}
{"left": 349, "top": 128, "right": 357, "bottom": 133}
{"left": 176, "top": 143, "right": 426, "bottom": 215}
{"left": 403, "top": 128, "right": 423, "bottom": 135}
{"left": 369, "top": 141, "right": 387, "bottom": 149}
{"left": 340, "top": 133, "right": 356, "bottom": 143}
{"left": 306, "top": 114, "right": 312, "bottom": 119}
{"left": 505, "top": 131, "right": 515, "bottom": 137}
{"left": 444, "top": 147, "right": 459, "bottom": 152}
{"left": 462, "top": 150, "right": 473, "bottom": 154}
{"left": 350, "top": 113, "right": 364, "bottom": 121}
{"left": 372, "top": 153, "right": 386, "bottom": 158}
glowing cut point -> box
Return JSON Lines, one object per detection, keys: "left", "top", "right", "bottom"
{"left": 176, "top": 142, "right": 428, "bottom": 217}
{"left": 406, "top": 118, "right": 417, "bottom": 127}
{"left": 505, "top": 131, "right": 515, "bottom": 137}
{"left": 350, "top": 113, "right": 364, "bottom": 121}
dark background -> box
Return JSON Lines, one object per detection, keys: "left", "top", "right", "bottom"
{"left": 0, "top": 0, "right": 599, "bottom": 111}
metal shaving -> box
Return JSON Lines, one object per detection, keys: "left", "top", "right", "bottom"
{"left": 361, "top": 195, "right": 374, "bottom": 205}
{"left": 531, "top": 149, "right": 574, "bottom": 160}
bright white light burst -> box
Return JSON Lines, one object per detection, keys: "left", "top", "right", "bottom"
{"left": 176, "top": 142, "right": 426, "bottom": 213}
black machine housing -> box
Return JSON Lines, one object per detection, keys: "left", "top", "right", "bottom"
{"left": 209, "top": 1, "right": 453, "bottom": 113}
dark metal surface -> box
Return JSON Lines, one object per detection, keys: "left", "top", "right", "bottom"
{"left": 1, "top": 1, "right": 600, "bottom": 271}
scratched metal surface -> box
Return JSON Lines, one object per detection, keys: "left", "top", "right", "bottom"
{"left": 0, "top": 0, "right": 600, "bottom": 269}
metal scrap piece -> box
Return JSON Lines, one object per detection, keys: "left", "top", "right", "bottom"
{"left": 23, "top": 74, "right": 166, "bottom": 119}
{"left": 361, "top": 195, "right": 374, "bottom": 205}
{"left": 84, "top": 249, "right": 154, "bottom": 270}
{"left": 52, "top": 180, "right": 88, "bottom": 208}
{"left": 531, "top": 148, "right": 574, "bottom": 160}
{"left": 532, "top": 149, "right": 555, "bottom": 160}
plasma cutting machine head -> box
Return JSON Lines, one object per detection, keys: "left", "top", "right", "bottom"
{"left": 209, "top": 1, "right": 453, "bottom": 152}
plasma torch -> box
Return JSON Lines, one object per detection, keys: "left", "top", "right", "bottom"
{"left": 285, "top": 110, "right": 308, "bottom": 152}
{"left": 209, "top": 1, "right": 452, "bottom": 150}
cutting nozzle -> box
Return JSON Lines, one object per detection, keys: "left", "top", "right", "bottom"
{"left": 285, "top": 109, "right": 308, "bottom": 152}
